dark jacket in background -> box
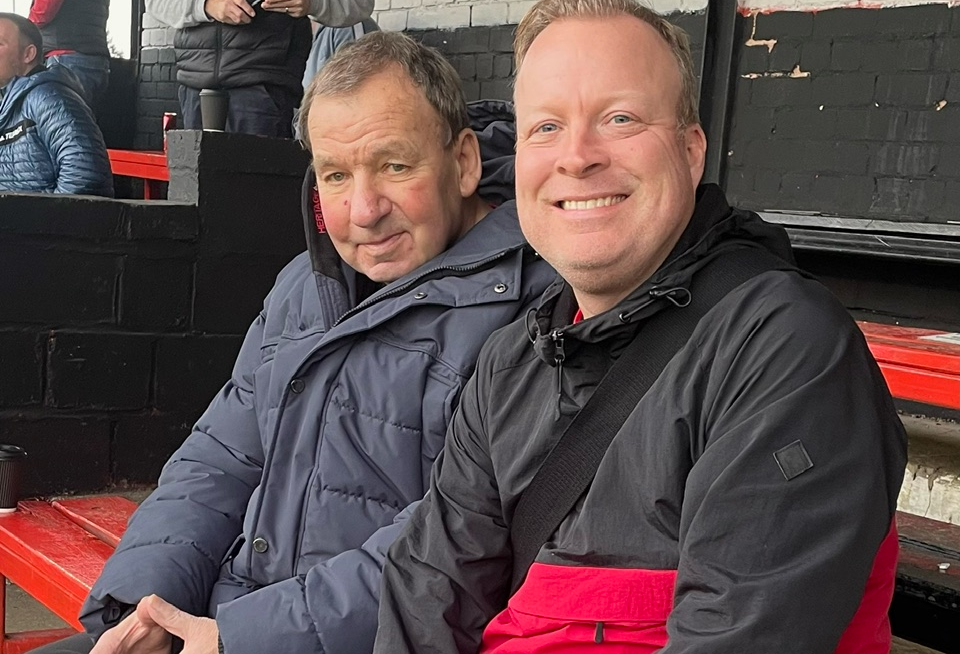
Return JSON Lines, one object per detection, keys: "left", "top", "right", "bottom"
{"left": 32, "top": 0, "right": 109, "bottom": 57}
{"left": 174, "top": 10, "right": 311, "bottom": 96}
{"left": 0, "top": 64, "right": 113, "bottom": 196}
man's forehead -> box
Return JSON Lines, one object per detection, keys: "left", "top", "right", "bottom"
{"left": 312, "top": 136, "right": 424, "bottom": 168}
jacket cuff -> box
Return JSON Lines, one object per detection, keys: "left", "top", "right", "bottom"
{"left": 195, "top": 0, "right": 214, "bottom": 22}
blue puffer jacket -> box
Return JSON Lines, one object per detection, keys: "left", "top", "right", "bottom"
{"left": 80, "top": 102, "right": 556, "bottom": 654}
{"left": 0, "top": 64, "right": 112, "bottom": 196}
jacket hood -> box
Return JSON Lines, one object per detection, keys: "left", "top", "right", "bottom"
{"left": 527, "top": 183, "right": 797, "bottom": 360}
{"left": 469, "top": 99, "right": 517, "bottom": 207}
{"left": 0, "top": 64, "right": 83, "bottom": 121}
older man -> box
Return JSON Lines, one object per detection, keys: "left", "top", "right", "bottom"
{"left": 375, "top": 0, "right": 907, "bottom": 652}
{"left": 0, "top": 13, "right": 112, "bottom": 196}
{"left": 25, "top": 31, "right": 553, "bottom": 654}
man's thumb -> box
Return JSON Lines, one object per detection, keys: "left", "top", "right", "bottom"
{"left": 141, "top": 595, "right": 186, "bottom": 637}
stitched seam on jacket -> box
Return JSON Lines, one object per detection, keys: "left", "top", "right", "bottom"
{"left": 331, "top": 396, "right": 422, "bottom": 435}
{"left": 319, "top": 485, "right": 402, "bottom": 511}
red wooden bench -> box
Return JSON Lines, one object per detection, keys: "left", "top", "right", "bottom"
{"left": 0, "top": 496, "right": 136, "bottom": 654}
{"left": 107, "top": 150, "right": 169, "bottom": 200}
{"left": 858, "top": 321, "right": 960, "bottom": 410}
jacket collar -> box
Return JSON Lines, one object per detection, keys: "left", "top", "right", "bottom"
{"left": 527, "top": 183, "right": 795, "bottom": 364}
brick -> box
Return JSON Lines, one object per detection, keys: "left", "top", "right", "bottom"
{"left": 390, "top": 0, "right": 418, "bottom": 8}
{"left": 461, "top": 80, "right": 481, "bottom": 102}
{"left": 811, "top": 73, "right": 876, "bottom": 107}
{"left": 737, "top": 44, "right": 770, "bottom": 76}
{"left": 119, "top": 257, "right": 193, "bottom": 330}
{"left": 156, "top": 82, "right": 178, "bottom": 100}
{"left": 158, "top": 47, "right": 176, "bottom": 64}
{"left": 875, "top": 73, "right": 949, "bottom": 108}
{"left": 479, "top": 79, "right": 513, "bottom": 101}
{"left": 772, "top": 107, "right": 836, "bottom": 140}
{"left": 748, "top": 77, "right": 812, "bottom": 107}
{"left": 744, "top": 138, "right": 785, "bottom": 170}
{"left": 376, "top": 10, "right": 407, "bottom": 30}
{"left": 802, "top": 141, "right": 869, "bottom": 175}
{"left": 447, "top": 26, "right": 489, "bottom": 53}
{"left": 454, "top": 54, "right": 477, "bottom": 79}
{"left": 860, "top": 41, "right": 901, "bottom": 73}
{"left": 934, "top": 37, "right": 960, "bottom": 71}
{"left": 489, "top": 24, "right": 516, "bottom": 53}
{"left": 833, "top": 176, "right": 876, "bottom": 214}
{"left": 903, "top": 108, "right": 960, "bottom": 144}
{"left": 140, "top": 48, "right": 159, "bottom": 65}
{"left": 769, "top": 42, "right": 800, "bottom": 72}
{"left": 754, "top": 169, "right": 781, "bottom": 196}
{"left": 870, "top": 177, "right": 945, "bottom": 217}
{"left": 731, "top": 106, "right": 776, "bottom": 139}
{"left": 0, "top": 417, "right": 111, "bottom": 495}
{"left": 471, "top": 3, "right": 508, "bottom": 27}
{"left": 0, "top": 194, "right": 123, "bottom": 239}
{"left": 0, "top": 331, "right": 43, "bottom": 407}
{"left": 669, "top": 10, "right": 706, "bottom": 45}
{"left": 799, "top": 40, "right": 830, "bottom": 72}
{"left": 898, "top": 39, "right": 936, "bottom": 71}
{"left": 154, "top": 334, "right": 244, "bottom": 412}
{"left": 779, "top": 171, "right": 814, "bottom": 198}
{"left": 46, "top": 331, "right": 154, "bottom": 410}
{"left": 946, "top": 73, "right": 960, "bottom": 103}
{"left": 475, "top": 52, "right": 494, "bottom": 80}
{"left": 193, "top": 255, "right": 289, "bottom": 334}
{"left": 937, "top": 145, "right": 960, "bottom": 177}
{"left": 113, "top": 415, "right": 191, "bottom": 484}
{"left": 0, "top": 248, "right": 117, "bottom": 324}
{"left": 830, "top": 41, "right": 861, "bottom": 72}
{"left": 812, "top": 8, "right": 878, "bottom": 38}
{"left": 493, "top": 54, "right": 512, "bottom": 79}
{"left": 839, "top": 108, "right": 906, "bottom": 142}
{"left": 140, "top": 66, "right": 153, "bottom": 82}
{"left": 875, "top": 4, "right": 951, "bottom": 37}
{"left": 870, "top": 144, "right": 939, "bottom": 177}
{"left": 507, "top": 0, "right": 535, "bottom": 24}
{"left": 408, "top": 6, "right": 470, "bottom": 29}
{"left": 753, "top": 11, "right": 813, "bottom": 39}
{"left": 724, "top": 169, "right": 755, "bottom": 201}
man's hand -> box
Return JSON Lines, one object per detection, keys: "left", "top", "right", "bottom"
{"left": 89, "top": 609, "right": 172, "bottom": 654}
{"left": 204, "top": 0, "right": 256, "bottom": 24}
{"left": 260, "top": 0, "right": 310, "bottom": 18}
{"left": 138, "top": 595, "right": 220, "bottom": 654}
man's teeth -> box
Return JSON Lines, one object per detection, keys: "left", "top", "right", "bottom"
{"left": 559, "top": 195, "right": 626, "bottom": 210}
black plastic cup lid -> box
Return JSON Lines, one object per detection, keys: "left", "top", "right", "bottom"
{"left": 0, "top": 444, "right": 27, "bottom": 460}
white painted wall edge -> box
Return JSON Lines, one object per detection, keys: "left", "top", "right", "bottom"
{"left": 740, "top": 0, "right": 959, "bottom": 13}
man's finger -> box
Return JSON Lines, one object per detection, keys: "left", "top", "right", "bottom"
{"left": 140, "top": 595, "right": 188, "bottom": 639}
{"left": 236, "top": 0, "right": 257, "bottom": 17}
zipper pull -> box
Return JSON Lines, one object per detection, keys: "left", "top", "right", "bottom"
{"left": 594, "top": 621, "right": 604, "bottom": 644}
{"left": 551, "top": 329, "right": 565, "bottom": 419}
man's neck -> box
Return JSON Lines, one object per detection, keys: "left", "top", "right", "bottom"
{"left": 457, "top": 195, "right": 492, "bottom": 240}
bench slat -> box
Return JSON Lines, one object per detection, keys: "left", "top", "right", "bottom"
{"left": 52, "top": 497, "right": 137, "bottom": 548}
{"left": 0, "top": 501, "right": 115, "bottom": 630}
{"left": 874, "top": 362, "right": 960, "bottom": 409}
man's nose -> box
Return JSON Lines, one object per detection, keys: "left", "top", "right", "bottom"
{"left": 555, "top": 127, "right": 610, "bottom": 177}
{"left": 350, "top": 177, "right": 391, "bottom": 228}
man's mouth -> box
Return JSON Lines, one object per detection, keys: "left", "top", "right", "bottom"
{"left": 557, "top": 195, "right": 627, "bottom": 211}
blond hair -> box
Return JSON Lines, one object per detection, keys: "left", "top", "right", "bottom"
{"left": 514, "top": 0, "right": 700, "bottom": 128}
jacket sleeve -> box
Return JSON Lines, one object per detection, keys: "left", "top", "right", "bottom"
{"left": 375, "top": 357, "right": 513, "bottom": 654}
{"left": 307, "top": 0, "right": 373, "bottom": 27}
{"left": 145, "top": 0, "right": 211, "bottom": 29}
{"left": 214, "top": 501, "right": 417, "bottom": 654}
{"left": 28, "top": 0, "right": 66, "bottom": 26}
{"left": 79, "top": 310, "right": 270, "bottom": 636}
{"left": 30, "top": 86, "right": 113, "bottom": 197}
{"left": 662, "top": 274, "right": 907, "bottom": 653}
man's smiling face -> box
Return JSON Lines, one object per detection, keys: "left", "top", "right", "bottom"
{"left": 513, "top": 15, "right": 706, "bottom": 316}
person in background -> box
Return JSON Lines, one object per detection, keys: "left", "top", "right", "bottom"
{"left": 28, "top": 0, "right": 111, "bottom": 114}
{"left": 0, "top": 13, "right": 113, "bottom": 197}
{"left": 146, "top": 0, "right": 373, "bottom": 138}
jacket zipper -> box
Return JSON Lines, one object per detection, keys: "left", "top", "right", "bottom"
{"left": 214, "top": 22, "right": 222, "bottom": 87}
{"left": 333, "top": 249, "right": 512, "bottom": 328}
{"left": 550, "top": 328, "right": 564, "bottom": 420}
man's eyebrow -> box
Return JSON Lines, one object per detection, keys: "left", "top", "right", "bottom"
{"left": 368, "top": 139, "right": 422, "bottom": 161}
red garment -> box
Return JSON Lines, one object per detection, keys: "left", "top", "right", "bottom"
{"left": 44, "top": 49, "right": 74, "bottom": 57}
{"left": 481, "top": 522, "right": 898, "bottom": 653}
{"left": 28, "top": 0, "right": 66, "bottom": 26}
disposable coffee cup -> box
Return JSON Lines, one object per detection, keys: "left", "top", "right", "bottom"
{"left": 199, "top": 89, "right": 228, "bottom": 131}
{"left": 0, "top": 444, "right": 27, "bottom": 514}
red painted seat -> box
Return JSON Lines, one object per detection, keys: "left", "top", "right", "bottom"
{"left": 858, "top": 321, "right": 960, "bottom": 410}
{"left": 0, "top": 496, "right": 136, "bottom": 654}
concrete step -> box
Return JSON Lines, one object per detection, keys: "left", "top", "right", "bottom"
{"left": 899, "top": 414, "right": 960, "bottom": 525}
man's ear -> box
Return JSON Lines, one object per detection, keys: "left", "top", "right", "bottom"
{"left": 453, "top": 127, "right": 482, "bottom": 198}
{"left": 21, "top": 43, "right": 37, "bottom": 69}
{"left": 682, "top": 123, "right": 707, "bottom": 189}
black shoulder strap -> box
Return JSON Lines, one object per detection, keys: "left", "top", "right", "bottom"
{"left": 509, "top": 246, "right": 792, "bottom": 593}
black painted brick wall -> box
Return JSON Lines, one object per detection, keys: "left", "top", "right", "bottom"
{"left": 406, "top": 13, "right": 706, "bottom": 102}
{"left": 138, "top": 47, "right": 179, "bottom": 150}
{"left": 727, "top": 5, "right": 960, "bottom": 223}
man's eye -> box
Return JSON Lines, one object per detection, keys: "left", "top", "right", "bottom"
{"left": 535, "top": 123, "right": 558, "bottom": 134}
{"left": 611, "top": 114, "right": 633, "bottom": 124}
{"left": 324, "top": 172, "right": 346, "bottom": 183}
{"left": 388, "top": 163, "right": 408, "bottom": 173}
